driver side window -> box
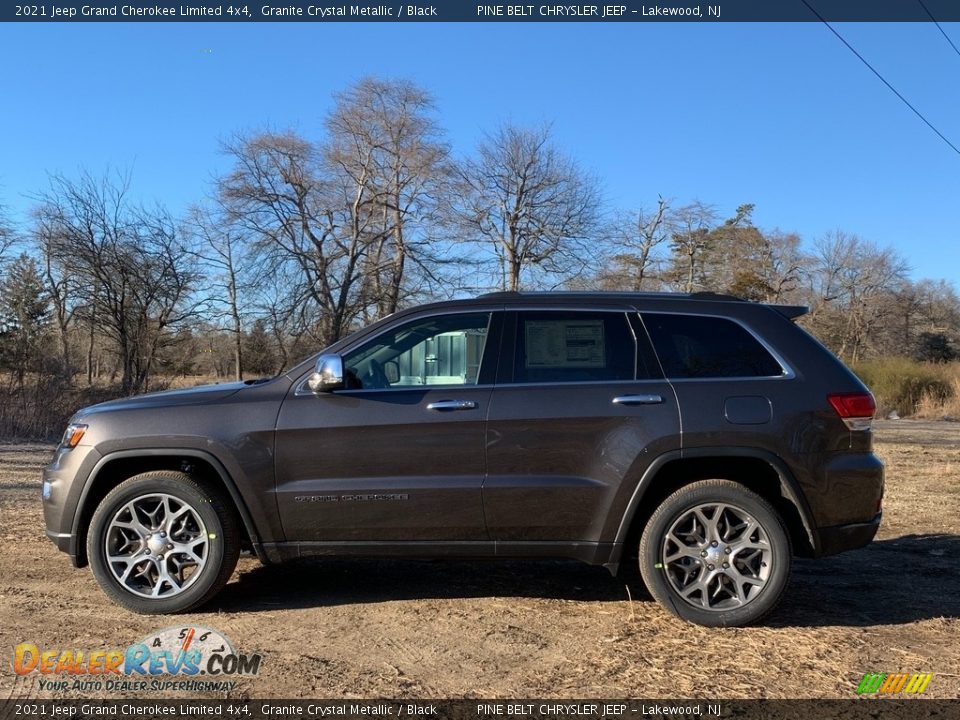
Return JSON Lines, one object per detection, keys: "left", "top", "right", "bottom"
{"left": 343, "top": 313, "right": 492, "bottom": 390}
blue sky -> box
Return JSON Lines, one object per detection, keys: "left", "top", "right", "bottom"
{"left": 1, "top": 22, "right": 959, "bottom": 286}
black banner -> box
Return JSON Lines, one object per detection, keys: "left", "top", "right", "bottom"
{"left": 6, "top": 0, "right": 960, "bottom": 23}
{"left": 1, "top": 700, "right": 959, "bottom": 720}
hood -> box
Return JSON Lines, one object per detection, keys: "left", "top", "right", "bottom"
{"left": 75, "top": 381, "right": 248, "bottom": 418}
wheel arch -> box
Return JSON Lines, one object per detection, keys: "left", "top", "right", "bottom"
{"left": 608, "top": 448, "right": 818, "bottom": 573}
{"left": 71, "top": 449, "right": 263, "bottom": 568}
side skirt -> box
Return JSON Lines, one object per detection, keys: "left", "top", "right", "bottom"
{"left": 260, "top": 540, "right": 618, "bottom": 571}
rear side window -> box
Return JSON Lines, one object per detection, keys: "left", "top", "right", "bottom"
{"left": 512, "top": 311, "right": 636, "bottom": 384}
{"left": 642, "top": 313, "right": 784, "bottom": 379}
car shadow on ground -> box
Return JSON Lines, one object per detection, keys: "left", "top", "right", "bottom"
{"left": 774, "top": 533, "right": 960, "bottom": 628}
{"left": 215, "top": 534, "right": 960, "bottom": 626}
{"left": 218, "top": 556, "right": 633, "bottom": 611}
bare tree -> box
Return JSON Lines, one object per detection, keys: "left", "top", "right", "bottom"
{"left": 189, "top": 206, "right": 250, "bottom": 380}
{"left": 33, "top": 211, "right": 80, "bottom": 377}
{"left": 759, "top": 230, "right": 806, "bottom": 303}
{"left": 915, "top": 279, "right": 960, "bottom": 333}
{"left": 0, "top": 204, "right": 14, "bottom": 264}
{"left": 806, "top": 231, "right": 908, "bottom": 361}
{"left": 459, "top": 123, "right": 599, "bottom": 291}
{"left": 598, "top": 197, "right": 671, "bottom": 291}
{"left": 253, "top": 270, "right": 309, "bottom": 373}
{"left": 220, "top": 131, "right": 371, "bottom": 346}
{"left": 326, "top": 77, "right": 455, "bottom": 317}
{"left": 667, "top": 201, "right": 718, "bottom": 292}
{"left": 871, "top": 278, "right": 960, "bottom": 359}
{"left": 34, "top": 171, "right": 201, "bottom": 394}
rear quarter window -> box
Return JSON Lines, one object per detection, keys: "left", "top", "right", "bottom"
{"left": 642, "top": 313, "right": 784, "bottom": 379}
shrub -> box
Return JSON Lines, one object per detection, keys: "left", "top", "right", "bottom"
{"left": 852, "top": 358, "right": 958, "bottom": 417}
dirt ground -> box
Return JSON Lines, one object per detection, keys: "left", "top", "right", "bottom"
{"left": 1, "top": 420, "right": 958, "bottom": 700}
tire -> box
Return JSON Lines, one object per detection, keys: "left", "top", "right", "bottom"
{"left": 639, "top": 479, "right": 792, "bottom": 627}
{"left": 87, "top": 471, "right": 240, "bottom": 614}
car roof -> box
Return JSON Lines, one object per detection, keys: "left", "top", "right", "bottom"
{"left": 401, "top": 291, "right": 808, "bottom": 319}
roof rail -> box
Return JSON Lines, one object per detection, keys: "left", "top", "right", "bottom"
{"left": 472, "top": 290, "right": 807, "bottom": 320}
{"left": 689, "top": 291, "right": 745, "bottom": 301}
{"left": 478, "top": 290, "right": 749, "bottom": 301}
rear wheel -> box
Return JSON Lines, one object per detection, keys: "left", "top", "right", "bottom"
{"left": 639, "top": 479, "right": 791, "bottom": 627}
{"left": 87, "top": 471, "right": 240, "bottom": 614}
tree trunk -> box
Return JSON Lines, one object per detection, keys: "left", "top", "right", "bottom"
{"left": 86, "top": 306, "right": 96, "bottom": 386}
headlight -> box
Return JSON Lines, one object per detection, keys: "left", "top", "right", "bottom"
{"left": 61, "top": 423, "right": 88, "bottom": 449}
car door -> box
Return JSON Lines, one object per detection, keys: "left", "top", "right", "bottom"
{"left": 640, "top": 311, "right": 793, "bottom": 455}
{"left": 275, "top": 310, "right": 502, "bottom": 542}
{"left": 483, "top": 308, "right": 681, "bottom": 546}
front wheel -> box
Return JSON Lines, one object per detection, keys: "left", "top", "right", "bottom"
{"left": 87, "top": 471, "right": 240, "bottom": 614}
{"left": 639, "top": 480, "right": 792, "bottom": 627}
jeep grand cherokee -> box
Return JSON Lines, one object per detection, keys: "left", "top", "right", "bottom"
{"left": 42, "top": 292, "right": 883, "bottom": 626}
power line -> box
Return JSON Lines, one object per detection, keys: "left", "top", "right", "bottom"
{"left": 800, "top": 0, "right": 960, "bottom": 157}
{"left": 917, "top": 0, "right": 960, "bottom": 60}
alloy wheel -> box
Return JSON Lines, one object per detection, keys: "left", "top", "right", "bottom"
{"left": 661, "top": 502, "right": 772, "bottom": 611}
{"left": 104, "top": 493, "right": 209, "bottom": 598}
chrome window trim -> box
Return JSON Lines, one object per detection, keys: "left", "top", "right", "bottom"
{"left": 294, "top": 303, "right": 796, "bottom": 394}
{"left": 491, "top": 378, "right": 668, "bottom": 390}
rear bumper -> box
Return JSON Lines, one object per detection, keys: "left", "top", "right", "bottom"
{"left": 815, "top": 512, "right": 882, "bottom": 557}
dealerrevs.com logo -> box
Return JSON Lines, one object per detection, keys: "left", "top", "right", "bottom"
{"left": 13, "top": 626, "right": 261, "bottom": 693}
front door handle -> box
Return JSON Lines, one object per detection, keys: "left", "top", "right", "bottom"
{"left": 612, "top": 394, "right": 664, "bottom": 405}
{"left": 426, "top": 400, "right": 478, "bottom": 411}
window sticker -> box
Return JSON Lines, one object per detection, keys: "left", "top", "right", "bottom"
{"left": 525, "top": 320, "right": 606, "bottom": 368}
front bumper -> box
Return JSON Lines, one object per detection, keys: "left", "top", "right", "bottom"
{"left": 815, "top": 512, "right": 882, "bottom": 557}
{"left": 42, "top": 443, "right": 101, "bottom": 567}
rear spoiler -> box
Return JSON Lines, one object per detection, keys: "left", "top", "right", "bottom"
{"left": 767, "top": 304, "right": 808, "bottom": 320}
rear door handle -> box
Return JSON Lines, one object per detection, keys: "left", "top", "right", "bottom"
{"left": 426, "top": 400, "right": 478, "bottom": 411}
{"left": 612, "top": 394, "right": 664, "bottom": 405}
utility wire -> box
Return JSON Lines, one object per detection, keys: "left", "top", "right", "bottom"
{"left": 917, "top": 0, "right": 960, "bottom": 60}
{"left": 800, "top": 0, "right": 960, "bottom": 157}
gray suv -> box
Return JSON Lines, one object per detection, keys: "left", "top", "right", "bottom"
{"left": 42, "top": 292, "right": 883, "bottom": 626}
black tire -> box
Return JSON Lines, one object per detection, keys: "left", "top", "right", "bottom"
{"left": 639, "top": 479, "right": 792, "bottom": 627}
{"left": 87, "top": 471, "right": 240, "bottom": 614}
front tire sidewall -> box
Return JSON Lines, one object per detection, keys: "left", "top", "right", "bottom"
{"left": 640, "top": 481, "right": 792, "bottom": 628}
{"left": 88, "top": 474, "right": 230, "bottom": 615}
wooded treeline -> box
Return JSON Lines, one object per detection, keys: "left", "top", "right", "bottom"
{"left": 1, "top": 77, "right": 958, "bottom": 437}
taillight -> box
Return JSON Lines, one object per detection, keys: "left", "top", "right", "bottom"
{"left": 828, "top": 392, "right": 876, "bottom": 431}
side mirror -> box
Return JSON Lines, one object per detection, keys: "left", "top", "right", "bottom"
{"left": 307, "top": 354, "right": 345, "bottom": 393}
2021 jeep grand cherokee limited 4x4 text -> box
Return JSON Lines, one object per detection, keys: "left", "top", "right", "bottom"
{"left": 42, "top": 292, "right": 883, "bottom": 626}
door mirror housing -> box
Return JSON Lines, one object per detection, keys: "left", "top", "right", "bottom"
{"left": 307, "top": 354, "right": 345, "bottom": 393}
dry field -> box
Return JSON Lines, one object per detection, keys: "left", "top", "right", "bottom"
{"left": 1, "top": 420, "right": 958, "bottom": 700}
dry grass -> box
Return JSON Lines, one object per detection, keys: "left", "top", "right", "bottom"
{"left": 915, "top": 377, "right": 960, "bottom": 420}
{"left": 0, "top": 421, "right": 957, "bottom": 700}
